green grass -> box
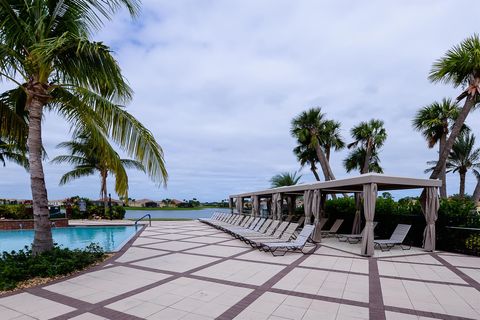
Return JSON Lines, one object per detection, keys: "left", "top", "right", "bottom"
{"left": 128, "top": 218, "right": 192, "bottom": 221}
{"left": 124, "top": 206, "right": 224, "bottom": 211}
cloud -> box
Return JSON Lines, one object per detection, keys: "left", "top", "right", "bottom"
{"left": 2, "top": 0, "right": 480, "bottom": 201}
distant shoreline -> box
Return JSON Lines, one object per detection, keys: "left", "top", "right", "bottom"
{"left": 124, "top": 206, "right": 227, "bottom": 211}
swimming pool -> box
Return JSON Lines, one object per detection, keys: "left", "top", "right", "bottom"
{"left": 0, "top": 225, "right": 140, "bottom": 253}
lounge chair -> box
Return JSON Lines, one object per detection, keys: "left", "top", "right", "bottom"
{"left": 247, "top": 223, "right": 299, "bottom": 249}
{"left": 260, "top": 225, "right": 317, "bottom": 256}
{"left": 321, "top": 219, "right": 344, "bottom": 237}
{"left": 374, "top": 224, "right": 411, "bottom": 251}
{"left": 337, "top": 222, "right": 378, "bottom": 244}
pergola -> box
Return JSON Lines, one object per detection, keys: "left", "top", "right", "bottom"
{"left": 229, "top": 173, "right": 442, "bottom": 257}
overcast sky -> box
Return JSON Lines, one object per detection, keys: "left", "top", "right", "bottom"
{"left": 2, "top": 0, "right": 480, "bottom": 202}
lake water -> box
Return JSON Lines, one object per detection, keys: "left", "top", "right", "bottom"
{"left": 124, "top": 207, "right": 231, "bottom": 220}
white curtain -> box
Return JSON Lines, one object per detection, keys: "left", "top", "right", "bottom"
{"left": 352, "top": 194, "right": 362, "bottom": 234}
{"left": 421, "top": 187, "right": 439, "bottom": 251}
{"left": 303, "top": 190, "right": 313, "bottom": 224}
{"left": 312, "top": 189, "right": 323, "bottom": 242}
{"left": 271, "top": 193, "right": 283, "bottom": 220}
{"left": 361, "top": 183, "right": 377, "bottom": 256}
{"left": 236, "top": 197, "right": 242, "bottom": 214}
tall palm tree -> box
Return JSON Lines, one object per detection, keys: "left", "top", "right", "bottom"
{"left": 0, "top": 139, "right": 28, "bottom": 169}
{"left": 321, "top": 120, "right": 345, "bottom": 162}
{"left": 426, "top": 133, "right": 480, "bottom": 198}
{"left": 347, "top": 119, "right": 387, "bottom": 174}
{"left": 412, "top": 98, "right": 460, "bottom": 198}
{"left": 51, "top": 132, "right": 145, "bottom": 213}
{"left": 291, "top": 108, "right": 336, "bottom": 181}
{"left": 428, "top": 34, "right": 480, "bottom": 181}
{"left": 0, "top": 1, "right": 168, "bottom": 254}
{"left": 343, "top": 147, "right": 383, "bottom": 174}
{"left": 293, "top": 141, "right": 321, "bottom": 181}
{"left": 270, "top": 171, "right": 302, "bottom": 188}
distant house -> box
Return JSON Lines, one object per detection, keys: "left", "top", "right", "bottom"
{"left": 92, "top": 198, "right": 124, "bottom": 206}
{"left": 170, "top": 199, "right": 183, "bottom": 206}
{"left": 48, "top": 199, "right": 66, "bottom": 206}
{"left": 144, "top": 201, "right": 158, "bottom": 208}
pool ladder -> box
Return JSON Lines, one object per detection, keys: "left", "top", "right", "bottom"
{"left": 134, "top": 214, "right": 152, "bottom": 227}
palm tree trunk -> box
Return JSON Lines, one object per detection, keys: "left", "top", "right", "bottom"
{"left": 439, "top": 133, "right": 447, "bottom": 198}
{"left": 362, "top": 139, "right": 372, "bottom": 174}
{"left": 27, "top": 91, "right": 53, "bottom": 255}
{"left": 459, "top": 171, "right": 466, "bottom": 198}
{"left": 310, "top": 162, "right": 321, "bottom": 181}
{"left": 313, "top": 143, "right": 335, "bottom": 180}
{"left": 472, "top": 177, "right": 480, "bottom": 204}
{"left": 101, "top": 170, "right": 108, "bottom": 216}
{"left": 430, "top": 94, "right": 476, "bottom": 180}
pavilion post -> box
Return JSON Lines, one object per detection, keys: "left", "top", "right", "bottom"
{"left": 272, "top": 193, "right": 283, "bottom": 220}
{"left": 303, "top": 190, "right": 313, "bottom": 225}
{"left": 312, "top": 189, "right": 323, "bottom": 242}
{"left": 236, "top": 197, "right": 243, "bottom": 214}
{"left": 287, "top": 195, "right": 296, "bottom": 220}
{"left": 361, "top": 183, "right": 377, "bottom": 256}
{"left": 251, "top": 195, "right": 260, "bottom": 217}
{"left": 229, "top": 197, "right": 233, "bottom": 213}
{"left": 421, "top": 187, "right": 439, "bottom": 251}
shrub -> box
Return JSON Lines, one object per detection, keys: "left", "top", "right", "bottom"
{"left": 0, "top": 244, "right": 105, "bottom": 291}
{"left": 0, "top": 205, "right": 32, "bottom": 220}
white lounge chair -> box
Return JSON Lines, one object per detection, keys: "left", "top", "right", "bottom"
{"left": 374, "top": 224, "right": 411, "bottom": 251}
{"left": 260, "top": 225, "right": 317, "bottom": 256}
{"left": 337, "top": 222, "right": 378, "bottom": 244}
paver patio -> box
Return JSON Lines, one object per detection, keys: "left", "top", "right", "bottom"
{"left": 0, "top": 220, "right": 479, "bottom": 319}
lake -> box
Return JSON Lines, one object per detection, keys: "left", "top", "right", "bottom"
{"left": 124, "top": 207, "right": 231, "bottom": 220}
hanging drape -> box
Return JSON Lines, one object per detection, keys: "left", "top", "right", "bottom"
{"left": 361, "top": 183, "right": 377, "bottom": 256}
{"left": 303, "top": 190, "right": 313, "bottom": 224}
{"left": 236, "top": 197, "right": 242, "bottom": 214}
{"left": 271, "top": 193, "right": 283, "bottom": 220}
{"left": 312, "top": 189, "right": 323, "bottom": 242}
{"left": 352, "top": 193, "right": 362, "bottom": 234}
{"left": 421, "top": 187, "right": 439, "bottom": 251}
{"left": 251, "top": 195, "right": 260, "bottom": 217}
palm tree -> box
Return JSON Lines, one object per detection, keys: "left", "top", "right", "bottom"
{"left": 428, "top": 34, "right": 480, "bottom": 181}
{"left": 412, "top": 98, "right": 460, "bottom": 198}
{"left": 0, "top": 139, "right": 28, "bottom": 169}
{"left": 426, "top": 133, "right": 480, "bottom": 198}
{"left": 347, "top": 119, "right": 387, "bottom": 174}
{"left": 291, "top": 108, "right": 337, "bottom": 181}
{"left": 0, "top": 1, "right": 168, "bottom": 254}
{"left": 321, "top": 120, "right": 345, "bottom": 162}
{"left": 51, "top": 132, "right": 145, "bottom": 213}
{"left": 270, "top": 171, "right": 302, "bottom": 188}
{"left": 343, "top": 147, "right": 383, "bottom": 174}
{"left": 293, "top": 142, "right": 321, "bottom": 181}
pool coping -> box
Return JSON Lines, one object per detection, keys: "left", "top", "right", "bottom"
{"left": 0, "top": 223, "right": 147, "bottom": 298}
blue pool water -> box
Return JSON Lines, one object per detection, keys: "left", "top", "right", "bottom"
{"left": 0, "top": 226, "right": 140, "bottom": 253}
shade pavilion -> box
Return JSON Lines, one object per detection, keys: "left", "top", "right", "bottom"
{"left": 229, "top": 173, "right": 442, "bottom": 257}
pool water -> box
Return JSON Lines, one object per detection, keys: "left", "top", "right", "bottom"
{"left": 0, "top": 226, "right": 140, "bottom": 253}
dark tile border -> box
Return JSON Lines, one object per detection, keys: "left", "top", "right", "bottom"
{"left": 431, "top": 253, "right": 480, "bottom": 291}
{"left": 369, "top": 258, "right": 386, "bottom": 320}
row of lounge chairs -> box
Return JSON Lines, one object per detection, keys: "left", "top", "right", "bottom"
{"left": 199, "top": 213, "right": 317, "bottom": 256}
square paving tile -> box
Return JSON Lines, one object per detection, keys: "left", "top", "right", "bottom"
{"left": 133, "top": 237, "right": 167, "bottom": 246}
{"left": 183, "top": 236, "right": 229, "bottom": 244}
{"left": 107, "top": 277, "right": 252, "bottom": 319}
{"left": 437, "top": 254, "right": 480, "bottom": 268}
{"left": 0, "top": 292, "right": 75, "bottom": 319}
{"left": 132, "top": 253, "right": 219, "bottom": 272}
{"left": 380, "top": 254, "right": 442, "bottom": 265}
{"left": 459, "top": 267, "right": 480, "bottom": 284}
{"left": 301, "top": 255, "right": 369, "bottom": 274}
{"left": 116, "top": 247, "right": 169, "bottom": 263}
{"left": 44, "top": 266, "right": 170, "bottom": 303}
{"left": 184, "top": 244, "right": 250, "bottom": 257}
{"left": 142, "top": 241, "right": 205, "bottom": 251}
{"left": 273, "top": 268, "right": 369, "bottom": 303}
{"left": 70, "top": 313, "right": 108, "bottom": 320}
{"left": 194, "top": 259, "right": 285, "bottom": 285}
{"left": 378, "top": 261, "right": 466, "bottom": 284}
{"left": 235, "top": 249, "right": 303, "bottom": 265}
{"left": 150, "top": 233, "right": 197, "bottom": 240}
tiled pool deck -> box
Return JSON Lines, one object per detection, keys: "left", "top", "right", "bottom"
{"left": 1, "top": 221, "right": 479, "bottom": 319}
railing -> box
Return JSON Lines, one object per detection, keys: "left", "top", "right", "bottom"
{"left": 134, "top": 214, "right": 151, "bottom": 227}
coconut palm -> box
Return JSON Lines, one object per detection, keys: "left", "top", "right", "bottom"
{"left": 293, "top": 141, "right": 321, "bottom": 181}
{"left": 426, "top": 133, "right": 480, "bottom": 198}
{"left": 51, "top": 132, "right": 145, "bottom": 213}
{"left": 0, "top": 139, "right": 28, "bottom": 169}
{"left": 291, "top": 108, "right": 336, "bottom": 181}
{"left": 428, "top": 34, "right": 480, "bottom": 181}
{"left": 343, "top": 147, "right": 383, "bottom": 174}
{"left": 0, "top": 1, "right": 169, "bottom": 254}
{"left": 270, "top": 171, "right": 302, "bottom": 188}
{"left": 412, "top": 98, "right": 461, "bottom": 198}
{"left": 347, "top": 119, "right": 387, "bottom": 174}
